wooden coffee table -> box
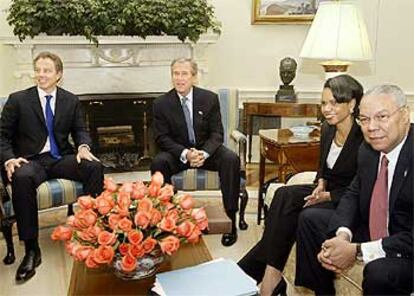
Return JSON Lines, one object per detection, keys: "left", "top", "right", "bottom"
{"left": 67, "top": 238, "right": 212, "bottom": 295}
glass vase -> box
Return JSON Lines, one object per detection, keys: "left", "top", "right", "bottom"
{"left": 112, "top": 250, "right": 164, "bottom": 281}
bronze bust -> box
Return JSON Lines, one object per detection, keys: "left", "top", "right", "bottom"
{"left": 276, "top": 57, "right": 297, "bottom": 102}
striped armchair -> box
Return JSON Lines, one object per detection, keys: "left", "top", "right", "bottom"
{"left": 0, "top": 97, "right": 84, "bottom": 265}
{"left": 171, "top": 89, "right": 249, "bottom": 229}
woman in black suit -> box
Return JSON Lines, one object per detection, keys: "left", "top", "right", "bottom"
{"left": 238, "top": 75, "right": 364, "bottom": 296}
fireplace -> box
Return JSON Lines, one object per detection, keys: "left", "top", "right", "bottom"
{"left": 79, "top": 92, "right": 162, "bottom": 171}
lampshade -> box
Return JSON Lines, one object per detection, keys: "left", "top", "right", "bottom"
{"left": 300, "top": 0, "right": 372, "bottom": 76}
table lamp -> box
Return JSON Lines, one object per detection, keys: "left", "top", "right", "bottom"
{"left": 299, "top": 0, "right": 372, "bottom": 79}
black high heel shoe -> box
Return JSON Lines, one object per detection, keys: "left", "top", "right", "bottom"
{"left": 271, "top": 277, "right": 287, "bottom": 296}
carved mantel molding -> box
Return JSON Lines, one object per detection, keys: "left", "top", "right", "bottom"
{"left": 0, "top": 34, "right": 218, "bottom": 94}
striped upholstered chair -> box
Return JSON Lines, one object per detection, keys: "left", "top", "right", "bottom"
{"left": 170, "top": 89, "right": 249, "bottom": 229}
{"left": 0, "top": 97, "right": 84, "bottom": 265}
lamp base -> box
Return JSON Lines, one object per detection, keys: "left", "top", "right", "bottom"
{"left": 320, "top": 60, "right": 351, "bottom": 79}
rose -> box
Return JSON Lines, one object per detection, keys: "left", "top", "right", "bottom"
{"left": 121, "top": 254, "right": 137, "bottom": 272}
{"left": 138, "top": 197, "right": 153, "bottom": 212}
{"left": 118, "top": 243, "right": 130, "bottom": 256}
{"left": 134, "top": 211, "right": 151, "bottom": 229}
{"left": 191, "top": 207, "right": 208, "bottom": 231}
{"left": 151, "top": 171, "right": 164, "bottom": 187}
{"left": 65, "top": 241, "right": 81, "bottom": 257}
{"left": 104, "top": 178, "right": 118, "bottom": 192}
{"left": 94, "top": 245, "right": 115, "bottom": 264}
{"left": 149, "top": 208, "right": 162, "bottom": 225}
{"left": 166, "top": 209, "right": 180, "bottom": 223}
{"left": 95, "top": 193, "right": 115, "bottom": 215}
{"left": 73, "top": 209, "right": 97, "bottom": 229}
{"left": 117, "top": 191, "right": 131, "bottom": 210}
{"left": 97, "top": 231, "right": 117, "bottom": 245}
{"left": 159, "top": 235, "right": 180, "bottom": 255}
{"left": 127, "top": 230, "right": 144, "bottom": 245}
{"left": 75, "top": 246, "right": 94, "bottom": 261}
{"left": 179, "top": 194, "right": 194, "bottom": 210}
{"left": 142, "top": 238, "right": 157, "bottom": 254}
{"left": 131, "top": 181, "right": 148, "bottom": 200}
{"left": 66, "top": 215, "right": 75, "bottom": 226}
{"left": 159, "top": 217, "right": 176, "bottom": 232}
{"left": 78, "top": 195, "right": 95, "bottom": 210}
{"left": 158, "top": 184, "right": 174, "bottom": 203}
{"left": 51, "top": 225, "right": 73, "bottom": 241}
{"left": 129, "top": 244, "right": 145, "bottom": 258}
{"left": 176, "top": 221, "right": 196, "bottom": 238}
{"left": 108, "top": 214, "right": 121, "bottom": 230}
{"left": 119, "top": 182, "right": 133, "bottom": 193}
{"left": 118, "top": 217, "right": 133, "bottom": 232}
{"left": 187, "top": 226, "right": 202, "bottom": 244}
{"left": 85, "top": 252, "right": 99, "bottom": 269}
{"left": 77, "top": 226, "right": 101, "bottom": 243}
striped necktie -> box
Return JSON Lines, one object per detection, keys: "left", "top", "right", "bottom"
{"left": 181, "top": 97, "right": 196, "bottom": 145}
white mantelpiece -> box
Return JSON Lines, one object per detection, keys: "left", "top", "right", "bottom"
{"left": 0, "top": 35, "right": 218, "bottom": 94}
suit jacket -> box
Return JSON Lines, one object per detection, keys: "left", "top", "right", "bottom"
{"left": 152, "top": 86, "right": 223, "bottom": 159}
{"left": 316, "top": 120, "right": 363, "bottom": 205}
{"left": 0, "top": 86, "right": 91, "bottom": 164}
{"left": 328, "top": 124, "right": 413, "bottom": 259}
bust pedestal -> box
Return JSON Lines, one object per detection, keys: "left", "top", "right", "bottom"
{"left": 275, "top": 85, "right": 297, "bottom": 102}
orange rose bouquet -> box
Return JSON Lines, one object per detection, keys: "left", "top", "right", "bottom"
{"left": 51, "top": 172, "right": 208, "bottom": 275}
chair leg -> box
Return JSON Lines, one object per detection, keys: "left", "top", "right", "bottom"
{"left": 1, "top": 218, "right": 16, "bottom": 265}
{"left": 67, "top": 203, "right": 74, "bottom": 216}
{"left": 238, "top": 189, "right": 248, "bottom": 230}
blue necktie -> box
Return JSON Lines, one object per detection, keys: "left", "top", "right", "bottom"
{"left": 181, "top": 97, "right": 196, "bottom": 145}
{"left": 45, "top": 95, "right": 61, "bottom": 159}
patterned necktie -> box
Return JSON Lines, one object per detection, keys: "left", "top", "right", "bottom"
{"left": 45, "top": 95, "right": 61, "bottom": 159}
{"left": 181, "top": 97, "right": 196, "bottom": 145}
{"left": 369, "top": 155, "right": 389, "bottom": 240}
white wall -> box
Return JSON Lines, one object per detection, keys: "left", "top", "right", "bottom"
{"left": 1, "top": 0, "right": 414, "bottom": 103}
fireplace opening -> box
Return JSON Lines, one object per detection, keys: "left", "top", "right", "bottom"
{"left": 78, "top": 93, "right": 162, "bottom": 172}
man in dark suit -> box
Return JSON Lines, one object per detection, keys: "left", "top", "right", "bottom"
{"left": 151, "top": 58, "right": 241, "bottom": 246}
{"left": 295, "top": 84, "right": 413, "bottom": 295}
{"left": 0, "top": 52, "right": 104, "bottom": 282}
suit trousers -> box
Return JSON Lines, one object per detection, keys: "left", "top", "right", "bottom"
{"left": 238, "top": 185, "right": 335, "bottom": 284}
{"left": 295, "top": 207, "right": 413, "bottom": 295}
{"left": 150, "top": 145, "right": 240, "bottom": 213}
{"left": 4, "top": 153, "right": 104, "bottom": 241}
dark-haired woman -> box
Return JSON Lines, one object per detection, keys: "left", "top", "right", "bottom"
{"left": 238, "top": 74, "right": 364, "bottom": 296}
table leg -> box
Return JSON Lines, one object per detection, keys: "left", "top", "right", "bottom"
{"left": 247, "top": 115, "right": 253, "bottom": 163}
{"left": 257, "top": 150, "right": 265, "bottom": 225}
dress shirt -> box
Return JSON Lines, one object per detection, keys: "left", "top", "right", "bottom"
{"left": 336, "top": 135, "right": 408, "bottom": 263}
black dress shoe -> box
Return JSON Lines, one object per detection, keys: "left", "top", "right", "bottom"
{"left": 239, "top": 219, "right": 248, "bottom": 230}
{"left": 3, "top": 250, "right": 16, "bottom": 265}
{"left": 272, "top": 277, "right": 287, "bottom": 296}
{"left": 221, "top": 232, "right": 237, "bottom": 246}
{"left": 15, "top": 249, "right": 42, "bottom": 282}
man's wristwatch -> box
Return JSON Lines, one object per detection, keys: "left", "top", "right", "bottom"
{"left": 355, "top": 243, "right": 364, "bottom": 262}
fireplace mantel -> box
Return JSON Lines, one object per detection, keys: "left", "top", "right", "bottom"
{"left": 0, "top": 34, "right": 218, "bottom": 94}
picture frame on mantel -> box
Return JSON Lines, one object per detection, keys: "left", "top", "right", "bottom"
{"left": 252, "top": 0, "right": 319, "bottom": 24}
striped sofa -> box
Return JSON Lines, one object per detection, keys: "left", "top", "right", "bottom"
{"left": 0, "top": 96, "right": 84, "bottom": 265}
{"left": 170, "top": 89, "right": 249, "bottom": 229}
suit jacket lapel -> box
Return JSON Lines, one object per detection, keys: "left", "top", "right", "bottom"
{"left": 320, "top": 124, "right": 335, "bottom": 167}
{"left": 171, "top": 91, "right": 189, "bottom": 141}
{"left": 54, "top": 88, "right": 64, "bottom": 127}
{"left": 192, "top": 87, "right": 202, "bottom": 138}
{"left": 30, "top": 87, "right": 47, "bottom": 128}
{"left": 389, "top": 127, "right": 413, "bottom": 211}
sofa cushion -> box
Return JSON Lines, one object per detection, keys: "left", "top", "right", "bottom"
{"left": 2, "top": 179, "right": 84, "bottom": 217}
